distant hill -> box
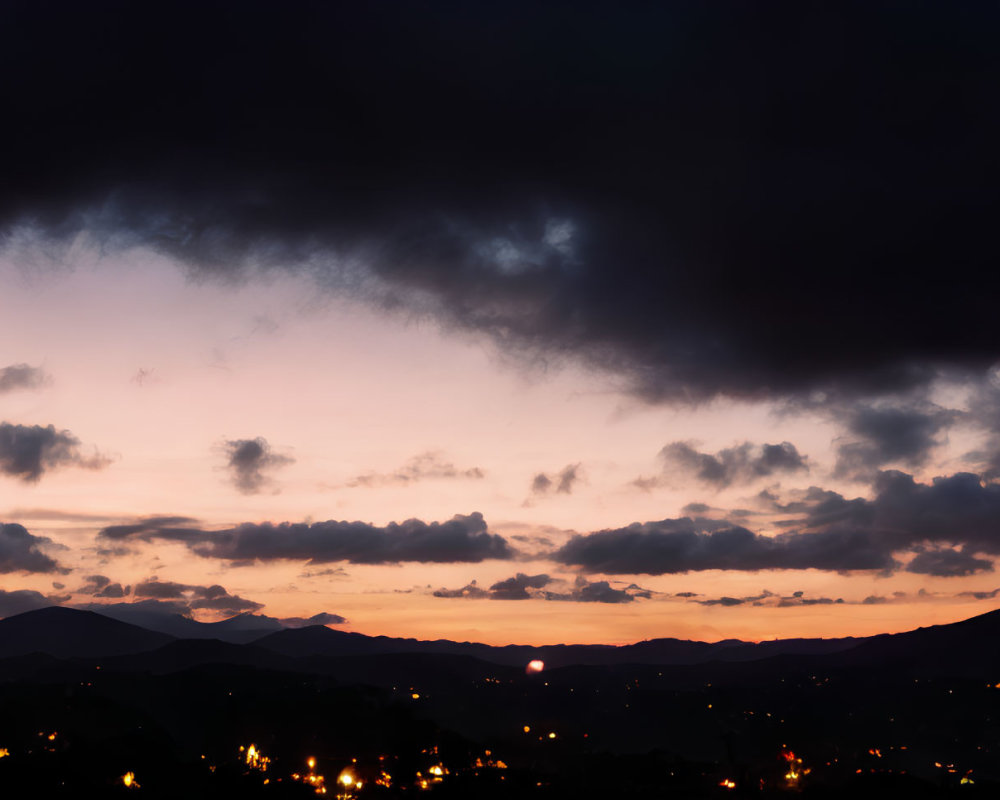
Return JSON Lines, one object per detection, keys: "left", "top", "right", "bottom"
{"left": 73, "top": 601, "right": 285, "bottom": 643}
{"left": 253, "top": 623, "right": 863, "bottom": 667}
{"left": 101, "top": 638, "right": 295, "bottom": 674}
{"left": 0, "top": 606, "right": 174, "bottom": 659}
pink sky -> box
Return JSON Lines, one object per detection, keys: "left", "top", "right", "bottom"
{"left": 2, "top": 249, "right": 999, "bottom": 645}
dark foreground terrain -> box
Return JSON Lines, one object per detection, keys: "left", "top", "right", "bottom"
{"left": 1, "top": 606, "right": 999, "bottom": 798}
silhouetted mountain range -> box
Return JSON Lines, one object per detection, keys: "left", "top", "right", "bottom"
{"left": 1, "top": 604, "right": 999, "bottom": 676}
{"left": 2, "top": 605, "right": 1000, "bottom": 799}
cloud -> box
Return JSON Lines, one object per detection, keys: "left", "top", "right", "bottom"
{"left": 698, "top": 596, "right": 749, "bottom": 607}
{"left": 0, "top": 589, "right": 56, "bottom": 617}
{"left": 530, "top": 464, "right": 582, "bottom": 496}
{"left": 554, "top": 518, "right": 898, "bottom": 575}
{"left": 488, "top": 572, "right": 552, "bottom": 600}
{"left": 433, "top": 580, "right": 490, "bottom": 599}
{"left": 775, "top": 591, "right": 844, "bottom": 607}
{"left": 9, "top": 4, "right": 995, "bottom": 404}
{"left": 0, "top": 423, "right": 111, "bottom": 482}
{"left": 905, "top": 547, "right": 994, "bottom": 578}
{"left": 348, "top": 451, "right": 484, "bottom": 488}
{"left": 647, "top": 441, "right": 808, "bottom": 490}
{"left": 685, "top": 588, "right": 845, "bottom": 607}
{"left": 0, "top": 364, "right": 48, "bottom": 393}
{"left": 833, "top": 403, "right": 958, "bottom": 479}
{"left": 99, "top": 511, "right": 514, "bottom": 564}
{"left": 222, "top": 437, "right": 293, "bottom": 494}
{"left": 609, "top": 469, "right": 1000, "bottom": 577}
{"left": 958, "top": 587, "right": 1000, "bottom": 601}
{"left": 133, "top": 579, "right": 263, "bottom": 614}
{"left": 544, "top": 576, "right": 638, "bottom": 604}
{"left": 434, "top": 573, "right": 645, "bottom": 603}
{"left": 862, "top": 595, "right": 890, "bottom": 605}
{"left": 78, "top": 575, "right": 131, "bottom": 598}
{"left": 0, "top": 523, "right": 65, "bottom": 573}
{"left": 965, "top": 372, "right": 1000, "bottom": 479}
{"left": 278, "top": 612, "right": 347, "bottom": 627}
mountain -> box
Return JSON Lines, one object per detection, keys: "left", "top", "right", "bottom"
{"left": 74, "top": 601, "right": 285, "bottom": 643}
{"left": 4, "top": 605, "right": 1000, "bottom": 675}
{"left": 253, "top": 624, "right": 864, "bottom": 667}
{"left": 831, "top": 606, "right": 1000, "bottom": 675}
{"left": 0, "top": 606, "right": 174, "bottom": 659}
{"left": 101, "top": 638, "right": 294, "bottom": 674}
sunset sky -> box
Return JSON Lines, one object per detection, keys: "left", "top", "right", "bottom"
{"left": 2, "top": 1, "right": 999, "bottom": 645}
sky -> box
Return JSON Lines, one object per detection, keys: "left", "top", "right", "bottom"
{"left": 2, "top": 1, "right": 1000, "bottom": 645}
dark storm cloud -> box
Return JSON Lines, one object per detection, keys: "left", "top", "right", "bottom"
{"left": 348, "top": 451, "right": 484, "bottom": 488}
{"left": 433, "top": 573, "right": 641, "bottom": 603}
{"left": 0, "top": 423, "right": 111, "bottom": 482}
{"left": 0, "top": 589, "right": 54, "bottom": 617}
{"left": 133, "top": 579, "right": 263, "bottom": 614}
{"left": 222, "top": 437, "right": 293, "bottom": 495}
{"left": 0, "top": 522, "right": 64, "bottom": 573}
{"left": 5, "top": 2, "right": 997, "bottom": 403}
{"left": 833, "top": 404, "right": 959, "bottom": 479}
{"left": 530, "top": 464, "right": 582, "bottom": 496}
{"left": 653, "top": 441, "right": 808, "bottom": 489}
{"left": 0, "top": 364, "right": 48, "bottom": 393}
{"left": 905, "top": 547, "right": 994, "bottom": 578}
{"left": 99, "top": 512, "right": 514, "bottom": 564}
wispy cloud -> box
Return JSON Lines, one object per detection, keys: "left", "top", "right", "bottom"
{"left": 348, "top": 451, "right": 484, "bottom": 488}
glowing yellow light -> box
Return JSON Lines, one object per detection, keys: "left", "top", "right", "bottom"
{"left": 523, "top": 725, "right": 531, "bottom": 733}
{"left": 720, "top": 779, "right": 736, "bottom": 789}
{"left": 338, "top": 770, "right": 355, "bottom": 787}
{"left": 526, "top": 659, "right": 545, "bottom": 673}
{"left": 243, "top": 743, "right": 270, "bottom": 772}
{"left": 122, "top": 772, "right": 139, "bottom": 788}
{"left": 548, "top": 732, "right": 556, "bottom": 739}
{"left": 0, "top": 748, "right": 9, "bottom": 759}
{"left": 308, "top": 757, "right": 316, "bottom": 770}
{"left": 47, "top": 733, "right": 57, "bottom": 741}
{"left": 411, "top": 693, "right": 420, "bottom": 700}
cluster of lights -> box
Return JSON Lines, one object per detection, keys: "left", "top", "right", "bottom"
{"left": 781, "top": 747, "right": 810, "bottom": 785}
{"left": 240, "top": 743, "right": 271, "bottom": 772}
